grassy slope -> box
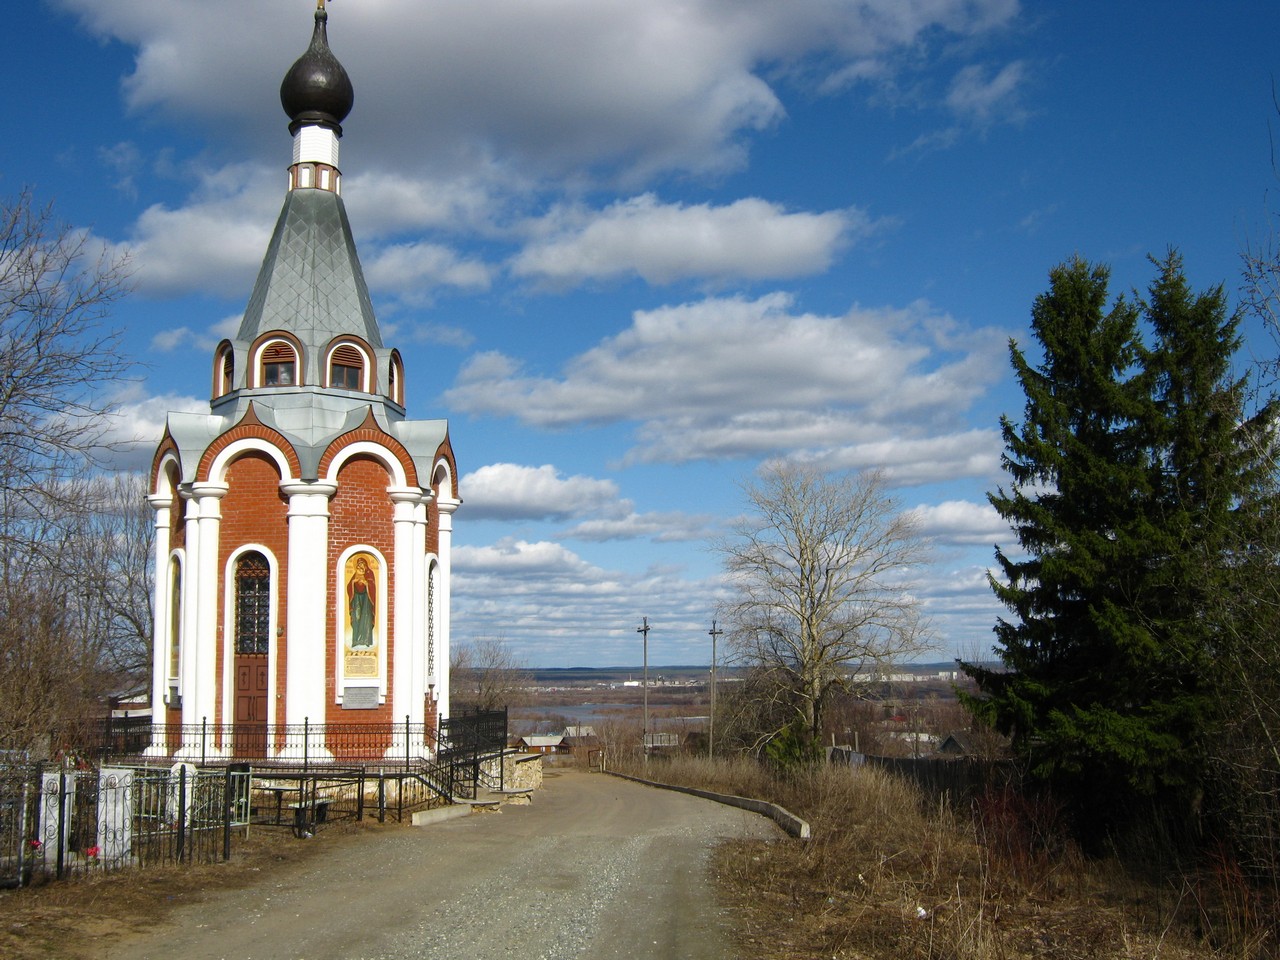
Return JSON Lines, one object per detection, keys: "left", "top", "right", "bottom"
{"left": 620, "top": 754, "right": 1276, "bottom": 960}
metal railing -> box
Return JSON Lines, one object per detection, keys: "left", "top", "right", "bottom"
{"left": 0, "top": 761, "right": 247, "bottom": 886}
{"left": 61, "top": 709, "right": 509, "bottom": 795}
{"left": 1, "top": 709, "right": 515, "bottom": 887}
{"left": 67, "top": 718, "right": 438, "bottom": 769}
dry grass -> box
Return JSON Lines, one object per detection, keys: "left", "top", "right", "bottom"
{"left": 624, "top": 755, "right": 1278, "bottom": 960}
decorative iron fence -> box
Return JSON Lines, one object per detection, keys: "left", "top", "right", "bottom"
{"left": 0, "top": 761, "right": 246, "bottom": 887}
{"left": 64, "top": 719, "right": 439, "bottom": 770}
{"left": 68, "top": 711, "right": 508, "bottom": 773}
{"left": 438, "top": 708, "right": 509, "bottom": 796}
{"left": 1, "top": 709, "right": 515, "bottom": 889}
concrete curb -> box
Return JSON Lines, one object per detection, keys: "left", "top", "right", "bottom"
{"left": 410, "top": 803, "right": 475, "bottom": 826}
{"left": 605, "top": 771, "right": 811, "bottom": 840}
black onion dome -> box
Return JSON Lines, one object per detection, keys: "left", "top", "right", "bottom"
{"left": 280, "top": 8, "right": 354, "bottom": 135}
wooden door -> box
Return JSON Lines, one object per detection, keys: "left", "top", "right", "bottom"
{"left": 234, "top": 656, "right": 268, "bottom": 758}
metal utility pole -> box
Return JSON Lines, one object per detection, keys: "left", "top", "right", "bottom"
{"left": 637, "top": 617, "right": 650, "bottom": 763}
{"left": 708, "top": 620, "right": 723, "bottom": 759}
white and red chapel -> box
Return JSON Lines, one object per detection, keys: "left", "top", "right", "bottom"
{"left": 145, "top": 2, "right": 459, "bottom": 761}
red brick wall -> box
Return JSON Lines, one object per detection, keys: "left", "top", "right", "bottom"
{"left": 328, "top": 454, "right": 396, "bottom": 724}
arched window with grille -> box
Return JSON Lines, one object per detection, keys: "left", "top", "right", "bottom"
{"left": 235, "top": 552, "right": 271, "bottom": 655}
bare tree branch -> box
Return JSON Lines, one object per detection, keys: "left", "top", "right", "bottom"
{"left": 715, "top": 463, "right": 934, "bottom": 748}
{"left": 450, "top": 636, "right": 530, "bottom": 713}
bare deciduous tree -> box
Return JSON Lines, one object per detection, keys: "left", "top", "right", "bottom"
{"left": 450, "top": 636, "right": 531, "bottom": 713}
{"left": 0, "top": 190, "right": 133, "bottom": 533}
{"left": 716, "top": 463, "right": 932, "bottom": 749}
{"left": 66, "top": 473, "right": 156, "bottom": 683}
{"left": 1215, "top": 219, "right": 1280, "bottom": 876}
{"left": 0, "top": 190, "right": 136, "bottom": 752}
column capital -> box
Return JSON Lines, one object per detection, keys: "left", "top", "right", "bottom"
{"left": 190, "top": 481, "right": 229, "bottom": 501}
{"left": 387, "top": 486, "right": 429, "bottom": 506}
{"left": 146, "top": 492, "right": 173, "bottom": 511}
{"left": 435, "top": 496, "right": 461, "bottom": 515}
{"left": 280, "top": 480, "right": 339, "bottom": 499}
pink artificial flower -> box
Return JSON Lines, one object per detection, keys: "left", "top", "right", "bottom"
{"left": 85, "top": 845, "right": 101, "bottom": 858}
{"left": 28, "top": 839, "right": 42, "bottom": 849}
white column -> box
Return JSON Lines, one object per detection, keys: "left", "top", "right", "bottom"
{"left": 145, "top": 494, "right": 172, "bottom": 756}
{"left": 434, "top": 497, "right": 460, "bottom": 722}
{"left": 179, "top": 482, "right": 227, "bottom": 759}
{"left": 177, "top": 494, "right": 199, "bottom": 731}
{"left": 387, "top": 488, "right": 423, "bottom": 758}
{"left": 412, "top": 494, "right": 430, "bottom": 729}
{"left": 282, "top": 481, "right": 337, "bottom": 761}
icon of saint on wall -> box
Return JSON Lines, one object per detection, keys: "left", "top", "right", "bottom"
{"left": 345, "top": 553, "right": 377, "bottom": 649}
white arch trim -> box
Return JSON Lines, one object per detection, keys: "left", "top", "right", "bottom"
{"left": 250, "top": 337, "right": 301, "bottom": 389}
{"left": 152, "top": 451, "right": 182, "bottom": 497}
{"left": 430, "top": 457, "right": 455, "bottom": 497}
{"left": 324, "top": 340, "right": 374, "bottom": 392}
{"left": 164, "top": 548, "right": 186, "bottom": 704}
{"left": 324, "top": 441, "right": 409, "bottom": 487}
{"left": 220, "top": 544, "right": 282, "bottom": 729}
{"left": 207, "top": 437, "right": 296, "bottom": 485}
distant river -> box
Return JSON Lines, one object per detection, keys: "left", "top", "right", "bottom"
{"left": 512, "top": 703, "right": 636, "bottom": 725}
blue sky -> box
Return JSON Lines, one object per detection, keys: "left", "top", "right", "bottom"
{"left": 6, "top": 0, "right": 1278, "bottom": 668}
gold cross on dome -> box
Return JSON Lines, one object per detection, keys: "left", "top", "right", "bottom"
{"left": 317, "top": 0, "right": 327, "bottom": 11}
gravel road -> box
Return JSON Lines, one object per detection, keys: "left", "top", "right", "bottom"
{"left": 99, "top": 769, "right": 780, "bottom": 960}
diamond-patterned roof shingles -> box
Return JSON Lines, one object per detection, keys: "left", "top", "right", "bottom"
{"left": 239, "top": 190, "right": 382, "bottom": 370}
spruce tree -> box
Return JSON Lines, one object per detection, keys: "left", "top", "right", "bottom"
{"left": 1145, "top": 252, "right": 1277, "bottom": 850}
{"left": 963, "top": 254, "right": 1270, "bottom": 832}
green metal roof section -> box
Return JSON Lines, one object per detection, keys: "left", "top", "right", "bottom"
{"left": 238, "top": 188, "right": 382, "bottom": 381}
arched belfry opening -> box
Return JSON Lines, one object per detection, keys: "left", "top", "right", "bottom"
{"left": 146, "top": 3, "right": 459, "bottom": 764}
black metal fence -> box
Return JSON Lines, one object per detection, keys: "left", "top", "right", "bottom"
{"left": 438, "top": 708, "right": 509, "bottom": 797}
{"left": 0, "top": 710, "right": 514, "bottom": 888}
{"left": 0, "top": 758, "right": 491, "bottom": 888}
{"left": 0, "top": 760, "right": 246, "bottom": 886}
{"left": 71, "top": 711, "right": 509, "bottom": 782}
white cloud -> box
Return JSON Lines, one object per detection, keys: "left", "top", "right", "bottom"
{"left": 455, "top": 537, "right": 599, "bottom": 576}
{"left": 363, "top": 242, "right": 493, "bottom": 300}
{"left": 99, "top": 141, "right": 143, "bottom": 199}
{"left": 792, "top": 431, "right": 1004, "bottom": 486}
{"left": 945, "top": 60, "right": 1029, "bottom": 127}
{"left": 445, "top": 292, "right": 1007, "bottom": 478}
{"left": 908, "top": 499, "right": 1009, "bottom": 547}
{"left": 563, "top": 511, "right": 722, "bottom": 544}
{"left": 452, "top": 536, "right": 724, "bottom": 665}
{"left": 512, "top": 195, "right": 866, "bottom": 287}
{"left": 381, "top": 321, "right": 475, "bottom": 350}
{"left": 460, "top": 464, "right": 722, "bottom": 542}
{"left": 460, "top": 463, "right": 626, "bottom": 522}
{"left": 99, "top": 388, "right": 210, "bottom": 471}
{"left": 151, "top": 313, "right": 241, "bottom": 354}
{"left": 124, "top": 164, "right": 280, "bottom": 297}
{"left": 344, "top": 171, "right": 501, "bottom": 237}
{"left": 55, "top": 0, "right": 1020, "bottom": 183}
{"left": 916, "top": 565, "right": 1005, "bottom": 661}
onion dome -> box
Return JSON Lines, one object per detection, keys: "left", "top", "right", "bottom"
{"left": 280, "top": 6, "right": 354, "bottom": 136}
